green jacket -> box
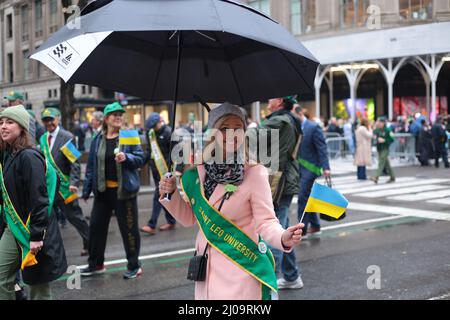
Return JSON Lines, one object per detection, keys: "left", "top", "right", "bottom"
{"left": 248, "top": 110, "right": 301, "bottom": 196}
{"left": 374, "top": 127, "right": 394, "bottom": 151}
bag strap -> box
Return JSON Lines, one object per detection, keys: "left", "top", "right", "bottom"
{"left": 202, "top": 191, "right": 230, "bottom": 256}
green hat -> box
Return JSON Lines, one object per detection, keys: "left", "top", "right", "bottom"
{"left": 104, "top": 102, "right": 125, "bottom": 117}
{"left": 0, "top": 105, "right": 30, "bottom": 132}
{"left": 41, "top": 107, "right": 61, "bottom": 120}
{"left": 283, "top": 95, "right": 298, "bottom": 104}
{"left": 4, "top": 91, "right": 25, "bottom": 101}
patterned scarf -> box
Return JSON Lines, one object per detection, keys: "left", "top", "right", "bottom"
{"left": 203, "top": 163, "right": 244, "bottom": 200}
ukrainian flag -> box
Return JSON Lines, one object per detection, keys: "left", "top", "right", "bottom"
{"left": 119, "top": 129, "right": 141, "bottom": 145}
{"left": 60, "top": 140, "right": 82, "bottom": 163}
{"left": 304, "top": 183, "right": 349, "bottom": 219}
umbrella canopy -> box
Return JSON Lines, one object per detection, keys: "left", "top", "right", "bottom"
{"left": 31, "top": 0, "right": 319, "bottom": 105}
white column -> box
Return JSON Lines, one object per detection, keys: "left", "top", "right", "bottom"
{"left": 430, "top": 55, "right": 437, "bottom": 122}
{"left": 387, "top": 59, "right": 394, "bottom": 121}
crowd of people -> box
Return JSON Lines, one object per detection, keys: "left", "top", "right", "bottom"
{"left": 0, "top": 90, "right": 449, "bottom": 300}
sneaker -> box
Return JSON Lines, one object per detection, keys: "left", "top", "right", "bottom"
{"left": 277, "top": 277, "right": 304, "bottom": 290}
{"left": 15, "top": 284, "right": 28, "bottom": 300}
{"left": 80, "top": 265, "right": 106, "bottom": 277}
{"left": 386, "top": 178, "right": 396, "bottom": 184}
{"left": 369, "top": 177, "right": 378, "bottom": 184}
{"left": 123, "top": 267, "right": 143, "bottom": 280}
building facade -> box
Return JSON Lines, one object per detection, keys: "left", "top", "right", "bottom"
{"left": 243, "top": 0, "right": 450, "bottom": 122}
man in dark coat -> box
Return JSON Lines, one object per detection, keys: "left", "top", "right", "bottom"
{"left": 140, "top": 113, "right": 177, "bottom": 235}
{"left": 431, "top": 116, "right": 449, "bottom": 168}
{"left": 40, "top": 108, "right": 90, "bottom": 256}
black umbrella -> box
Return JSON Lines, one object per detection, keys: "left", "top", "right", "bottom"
{"left": 31, "top": 0, "right": 319, "bottom": 169}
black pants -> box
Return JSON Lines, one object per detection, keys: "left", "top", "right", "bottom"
{"left": 435, "top": 144, "right": 449, "bottom": 167}
{"left": 57, "top": 199, "right": 89, "bottom": 250}
{"left": 88, "top": 189, "right": 141, "bottom": 270}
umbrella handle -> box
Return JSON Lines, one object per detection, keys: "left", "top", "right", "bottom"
{"left": 163, "top": 172, "right": 173, "bottom": 200}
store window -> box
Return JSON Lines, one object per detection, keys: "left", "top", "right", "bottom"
{"left": 290, "top": 0, "right": 302, "bottom": 35}
{"left": 399, "top": 0, "right": 433, "bottom": 20}
{"left": 340, "top": 0, "right": 371, "bottom": 28}
{"left": 247, "top": 0, "right": 271, "bottom": 16}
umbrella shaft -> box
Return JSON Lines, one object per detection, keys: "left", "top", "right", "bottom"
{"left": 168, "top": 31, "right": 184, "bottom": 171}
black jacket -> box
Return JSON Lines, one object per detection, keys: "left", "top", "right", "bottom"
{"left": 0, "top": 148, "right": 67, "bottom": 285}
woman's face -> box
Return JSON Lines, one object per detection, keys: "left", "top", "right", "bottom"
{"left": 106, "top": 112, "right": 124, "bottom": 130}
{"left": 0, "top": 118, "right": 23, "bottom": 144}
{"left": 215, "top": 115, "right": 245, "bottom": 156}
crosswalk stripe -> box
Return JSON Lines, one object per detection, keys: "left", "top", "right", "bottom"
{"left": 326, "top": 177, "right": 415, "bottom": 190}
{"left": 427, "top": 198, "right": 450, "bottom": 205}
{"left": 349, "top": 202, "right": 450, "bottom": 221}
{"left": 339, "top": 179, "right": 450, "bottom": 194}
{"left": 390, "top": 189, "right": 450, "bottom": 202}
{"left": 361, "top": 185, "right": 449, "bottom": 198}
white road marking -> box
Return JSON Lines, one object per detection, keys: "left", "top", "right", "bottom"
{"left": 349, "top": 202, "right": 450, "bottom": 221}
{"left": 362, "top": 185, "right": 448, "bottom": 198}
{"left": 428, "top": 293, "right": 450, "bottom": 300}
{"left": 427, "top": 198, "right": 450, "bottom": 205}
{"left": 339, "top": 179, "right": 450, "bottom": 194}
{"left": 390, "top": 189, "right": 450, "bottom": 201}
{"left": 328, "top": 177, "right": 416, "bottom": 190}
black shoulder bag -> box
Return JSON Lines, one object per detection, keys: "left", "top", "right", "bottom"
{"left": 187, "top": 192, "right": 230, "bottom": 281}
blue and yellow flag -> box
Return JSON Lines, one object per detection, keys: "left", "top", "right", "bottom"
{"left": 60, "top": 140, "right": 82, "bottom": 163}
{"left": 305, "top": 183, "right": 349, "bottom": 219}
{"left": 119, "top": 130, "right": 141, "bottom": 145}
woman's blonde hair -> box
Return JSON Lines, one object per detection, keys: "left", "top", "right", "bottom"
{"left": 202, "top": 114, "right": 257, "bottom": 166}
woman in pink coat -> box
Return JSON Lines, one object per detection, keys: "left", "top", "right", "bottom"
{"left": 159, "top": 103, "right": 303, "bottom": 300}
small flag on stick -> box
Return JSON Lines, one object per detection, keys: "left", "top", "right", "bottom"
{"left": 119, "top": 130, "right": 141, "bottom": 145}
{"left": 301, "top": 183, "right": 349, "bottom": 221}
{"left": 60, "top": 140, "right": 82, "bottom": 163}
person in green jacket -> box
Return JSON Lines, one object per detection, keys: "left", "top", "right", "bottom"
{"left": 247, "top": 96, "right": 303, "bottom": 289}
{"left": 370, "top": 117, "right": 395, "bottom": 184}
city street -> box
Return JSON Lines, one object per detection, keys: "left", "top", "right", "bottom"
{"left": 51, "top": 162, "right": 450, "bottom": 300}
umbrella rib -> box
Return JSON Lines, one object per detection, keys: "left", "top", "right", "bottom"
{"left": 150, "top": 32, "right": 171, "bottom": 102}
{"left": 276, "top": 48, "right": 315, "bottom": 93}
{"left": 216, "top": 34, "right": 245, "bottom": 105}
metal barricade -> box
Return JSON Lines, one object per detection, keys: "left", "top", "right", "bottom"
{"left": 326, "top": 137, "right": 351, "bottom": 159}
{"left": 389, "top": 133, "right": 416, "bottom": 163}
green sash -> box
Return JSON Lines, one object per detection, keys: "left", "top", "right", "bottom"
{"left": 148, "top": 129, "right": 169, "bottom": 178}
{"left": 298, "top": 158, "right": 323, "bottom": 176}
{"left": 181, "top": 168, "right": 277, "bottom": 300}
{"left": 40, "top": 132, "right": 78, "bottom": 204}
{"left": 0, "top": 157, "right": 57, "bottom": 270}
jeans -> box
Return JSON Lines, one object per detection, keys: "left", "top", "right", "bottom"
{"left": 357, "top": 166, "right": 367, "bottom": 180}
{"left": 148, "top": 169, "right": 176, "bottom": 228}
{"left": 0, "top": 228, "right": 51, "bottom": 300}
{"left": 298, "top": 170, "right": 321, "bottom": 231}
{"left": 271, "top": 195, "right": 300, "bottom": 282}
{"left": 88, "top": 188, "right": 141, "bottom": 271}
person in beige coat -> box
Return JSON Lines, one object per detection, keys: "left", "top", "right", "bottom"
{"left": 354, "top": 118, "right": 373, "bottom": 180}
